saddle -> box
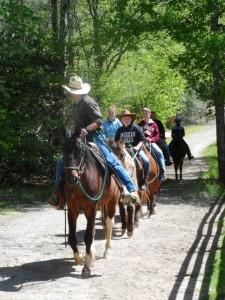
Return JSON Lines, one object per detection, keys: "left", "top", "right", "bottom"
{"left": 87, "top": 142, "right": 123, "bottom": 192}
{"left": 88, "top": 142, "right": 106, "bottom": 171}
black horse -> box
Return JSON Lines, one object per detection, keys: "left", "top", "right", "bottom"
{"left": 169, "top": 138, "right": 187, "bottom": 180}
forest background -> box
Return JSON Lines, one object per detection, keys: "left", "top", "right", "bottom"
{"left": 0, "top": 0, "right": 224, "bottom": 184}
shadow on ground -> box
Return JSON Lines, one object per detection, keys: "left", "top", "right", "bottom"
{"left": 168, "top": 197, "right": 225, "bottom": 300}
{"left": 0, "top": 257, "right": 102, "bottom": 292}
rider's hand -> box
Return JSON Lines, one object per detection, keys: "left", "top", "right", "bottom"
{"left": 133, "top": 146, "right": 138, "bottom": 153}
{"left": 80, "top": 128, "right": 89, "bottom": 138}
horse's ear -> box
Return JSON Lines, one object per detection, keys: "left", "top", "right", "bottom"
{"left": 119, "top": 139, "right": 125, "bottom": 149}
{"left": 107, "top": 137, "right": 114, "bottom": 147}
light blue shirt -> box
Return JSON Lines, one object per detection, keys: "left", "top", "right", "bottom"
{"left": 103, "top": 118, "right": 122, "bottom": 139}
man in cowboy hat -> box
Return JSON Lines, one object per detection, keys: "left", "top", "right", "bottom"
{"left": 114, "top": 109, "right": 150, "bottom": 190}
{"left": 48, "top": 75, "right": 140, "bottom": 208}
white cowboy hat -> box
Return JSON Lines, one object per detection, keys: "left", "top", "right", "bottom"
{"left": 62, "top": 75, "right": 91, "bottom": 95}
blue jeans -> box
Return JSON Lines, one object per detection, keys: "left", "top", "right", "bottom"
{"left": 151, "top": 143, "right": 165, "bottom": 173}
{"left": 138, "top": 150, "right": 150, "bottom": 177}
{"left": 91, "top": 131, "right": 137, "bottom": 192}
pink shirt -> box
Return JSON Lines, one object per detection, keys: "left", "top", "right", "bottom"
{"left": 138, "top": 119, "right": 160, "bottom": 143}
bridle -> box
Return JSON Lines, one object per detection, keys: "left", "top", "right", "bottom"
{"left": 64, "top": 139, "right": 86, "bottom": 178}
{"left": 64, "top": 139, "right": 108, "bottom": 201}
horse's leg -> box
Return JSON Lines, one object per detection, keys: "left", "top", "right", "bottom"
{"left": 180, "top": 159, "right": 183, "bottom": 180}
{"left": 127, "top": 202, "right": 134, "bottom": 237}
{"left": 147, "top": 193, "right": 156, "bottom": 217}
{"left": 103, "top": 200, "right": 116, "bottom": 258}
{"left": 82, "top": 205, "right": 97, "bottom": 277}
{"left": 134, "top": 203, "right": 141, "bottom": 228}
{"left": 68, "top": 210, "right": 84, "bottom": 265}
{"left": 174, "top": 163, "right": 178, "bottom": 180}
{"left": 151, "top": 194, "right": 157, "bottom": 215}
{"left": 119, "top": 200, "right": 127, "bottom": 236}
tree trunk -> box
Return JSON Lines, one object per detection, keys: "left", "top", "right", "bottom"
{"left": 87, "top": 0, "right": 103, "bottom": 102}
{"left": 50, "top": 0, "right": 58, "bottom": 35}
{"left": 215, "top": 103, "right": 225, "bottom": 184}
{"left": 211, "top": 11, "right": 225, "bottom": 184}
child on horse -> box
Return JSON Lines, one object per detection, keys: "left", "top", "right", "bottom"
{"left": 151, "top": 111, "right": 173, "bottom": 166}
{"left": 103, "top": 105, "right": 122, "bottom": 141}
{"left": 138, "top": 108, "right": 166, "bottom": 181}
{"left": 114, "top": 109, "right": 150, "bottom": 190}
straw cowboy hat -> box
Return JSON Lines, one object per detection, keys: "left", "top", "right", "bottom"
{"left": 119, "top": 109, "right": 136, "bottom": 122}
{"left": 62, "top": 75, "right": 91, "bottom": 95}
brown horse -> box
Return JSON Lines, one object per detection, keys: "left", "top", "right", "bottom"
{"left": 112, "top": 141, "right": 160, "bottom": 230}
{"left": 169, "top": 138, "right": 186, "bottom": 180}
{"left": 63, "top": 136, "right": 121, "bottom": 277}
{"left": 111, "top": 142, "right": 141, "bottom": 237}
{"left": 138, "top": 145, "right": 161, "bottom": 217}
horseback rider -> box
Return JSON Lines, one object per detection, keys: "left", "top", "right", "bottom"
{"left": 48, "top": 75, "right": 140, "bottom": 209}
{"left": 103, "top": 105, "right": 122, "bottom": 141}
{"left": 138, "top": 107, "right": 166, "bottom": 181}
{"left": 170, "top": 117, "right": 194, "bottom": 160}
{"left": 151, "top": 111, "right": 173, "bottom": 166}
{"left": 114, "top": 109, "right": 150, "bottom": 190}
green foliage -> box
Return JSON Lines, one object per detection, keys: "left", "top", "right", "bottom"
{"left": 163, "top": 0, "right": 225, "bottom": 102}
{"left": 0, "top": 0, "right": 62, "bottom": 181}
{"left": 100, "top": 33, "right": 186, "bottom": 122}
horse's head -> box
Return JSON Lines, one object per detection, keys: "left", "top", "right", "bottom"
{"left": 109, "top": 140, "right": 126, "bottom": 161}
{"left": 63, "top": 135, "right": 86, "bottom": 186}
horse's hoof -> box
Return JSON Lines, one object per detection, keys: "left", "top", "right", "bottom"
{"left": 127, "top": 231, "right": 133, "bottom": 238}
{"left": 104, "top": 249, "right": 111, "bottom": 259}
{"left": 81, "top": 267, "right": 91, "bottom": 278}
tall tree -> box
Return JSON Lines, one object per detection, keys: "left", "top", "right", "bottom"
{"left": 161, "top": 0, "right": 225, "bottom": 183}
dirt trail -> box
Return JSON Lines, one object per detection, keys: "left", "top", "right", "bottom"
{"left": 0, "top": 121, "right": 223, "bottom": 300}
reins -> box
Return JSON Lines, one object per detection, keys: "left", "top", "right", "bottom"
{"left": 64, "top": 139, "right": 109, "bottom": 202}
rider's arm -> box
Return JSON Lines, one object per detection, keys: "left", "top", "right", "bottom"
{"left": 133, "top": 141, "right": 144, "bottom": 152}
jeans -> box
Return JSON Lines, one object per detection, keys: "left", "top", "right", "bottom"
{"left": 91, "top": 131, "right": 137, "bottom": 192}
{"left": 138, "top": 150, "right": 150, "bottom": 177}
{"left": 151, "top": 143, "right": 166, "bottom": 173}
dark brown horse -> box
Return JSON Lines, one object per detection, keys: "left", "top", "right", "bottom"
{"left": 63, "top": 136, "right": 121, "bottom": 277}
{"left": 169, "top": 138, "right": 186, "bottom": 180}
